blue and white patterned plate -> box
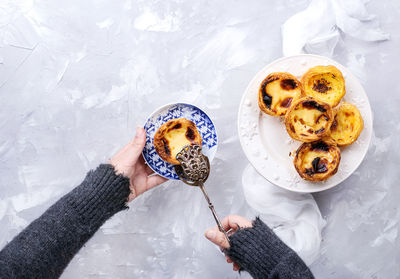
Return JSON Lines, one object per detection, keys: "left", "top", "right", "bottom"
{"left": 142, "top": 103, "right": 218, "bottom": 180}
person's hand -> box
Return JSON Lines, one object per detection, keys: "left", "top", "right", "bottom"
{"left": 205, "top": 215, "right": 252, "bottom": 271}
{"left": 110, "top": 126, "right": 167, "bottom": 202}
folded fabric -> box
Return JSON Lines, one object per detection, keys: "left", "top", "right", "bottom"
{"left": 282, "top": 0, "right": 390, "bottom": 57}
{"left": 241, "top": 164, "right": 326, "bottom": 265}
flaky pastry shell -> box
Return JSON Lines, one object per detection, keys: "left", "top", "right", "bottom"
{"left": 258, "top": 72, "right": 303, "bottom": 116}
{"left": 329, "top": 102, "right": 363, "bottom": 146}
{"left": 153, "top": 118, "right": 202, "bottom": 165}
{"left": 294, "top": 138, "right": 341, "bottom": 181}
{"left": 285, "top": 97, "right": 334, "bottom": 142}
{"left": 301, "top": 65, "right": 345, "bottom": 107}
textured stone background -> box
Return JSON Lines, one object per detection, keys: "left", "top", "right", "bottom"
{"left": 0, "top": 0, "right": 399, "bottom": 278}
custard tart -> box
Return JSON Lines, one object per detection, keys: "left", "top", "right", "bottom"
{"left": 329, "top": 102, "right": 363, "bottom": 146}
{"left": 294, "top": 139, "right": 341, "bottom": 181}
{"left": 153, "top": 118, "right": 202, "bottom": 165}
{"left": 258, "top": 72, "right": 303, "bottom": 116}
{"left": 301, "top": 65, "right": 345, "bottom": 107}
{"left": 285, "top": 97, "right": 334, "bottom": 142}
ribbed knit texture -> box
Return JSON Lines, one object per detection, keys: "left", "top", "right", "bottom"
{"left": 0, "top": 165, "right": 314, "bottom": 279}
{"left": 0, "top": 164, "right": 130, "bottom": 279}
{"left": 227, "top": 217, "right": 314, "bottom": 279}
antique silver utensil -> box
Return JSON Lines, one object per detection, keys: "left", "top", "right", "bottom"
{"left": 174, "top": 144, "right": 230, "bottom": 243}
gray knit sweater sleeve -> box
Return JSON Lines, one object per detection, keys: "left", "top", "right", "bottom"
{"left": 227, "top": 217, "right": 314, "bottom": 279}
{"left": 0, "top": 164, "right": 313, "bottom": 279}
{"left": 0, "top": 164, "right": 130, "bottom": 279}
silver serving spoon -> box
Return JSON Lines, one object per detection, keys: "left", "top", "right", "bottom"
{"left": 174, "top": 144, "right": 230, "bottom": 244}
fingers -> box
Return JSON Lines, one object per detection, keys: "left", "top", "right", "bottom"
{"left": 128, "top": 127, "right": 146, "bottom": 161}
{"left": 204, "top": 228, "right": 230, "bottom": 249}
{"left": 206, "top": 218, "right": 247, "bottom": 273}
{"left": 127, "top": 191, "right": 136, "bottom": 203}
{"left": 110, "top": 127, "right": 147, "bottom": 177}
{"left": 145, "top": 163, "right": 154, "bottom": 175}
{"left": 138, "top": 156, "right": 154, "bottom": 175}
{"left": 128, "top": 174, "right": 166, "bottom": 202}
{"left": 146, "top": 174, "right": 167, "bottom": 190}
{"left": 226, "top": 255, "right": 241, "bottom": 272}
{"left": 221, "top": 215, "right": 252, "bottom": 232}
{"left": 205, "top": 215, "right": 252, "bottom": 250}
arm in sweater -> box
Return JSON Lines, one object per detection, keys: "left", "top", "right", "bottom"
{"left": 226, "top": 217, "right": 314, "bottom": 279}
{"left": 0, "top": 164, "right": 130, "bottom": 279}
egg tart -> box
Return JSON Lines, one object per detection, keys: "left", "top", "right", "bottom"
{"left": 258, "top": 72, "right": 303, "bottom": 116}
{"left": 301, "top": 65, "right": 345, "bottom": 107}
{"left": 153, "top": 118, "right": 202, "bottom": 165}
{"left": 285, "top": 97, "right": 334, "bottom": 142}
{"left": 294, "top": 139, "right": 341, "bottom": 181}
{"left": 329, "top": 102, "right": 363, "bottom": 146}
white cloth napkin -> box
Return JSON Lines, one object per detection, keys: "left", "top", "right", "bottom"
{"left": 242, "top": 164, "right": 326, "bottom": 266}
{"left": 240, "top": 0, "right": 390, "bottom": 266}
{"left": 282, "top": 0, "right": 390, "bottom": 57}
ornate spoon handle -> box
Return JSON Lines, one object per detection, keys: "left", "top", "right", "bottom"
{"left": 174, "top": 145, "right": 230, "bottom": 244}
{"left": 199, "top": 183, "right": 230, "bottom": 244}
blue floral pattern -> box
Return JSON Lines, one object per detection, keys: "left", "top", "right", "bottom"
{"left": 142, "top": 103, "right": 218, "bottom": 180}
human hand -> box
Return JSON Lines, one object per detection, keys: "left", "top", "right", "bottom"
{"left": 110, "top": 126, "right": 167, "bottom": 202}
{"left": 205, "top": 215, "right": 252, "bottom": 271}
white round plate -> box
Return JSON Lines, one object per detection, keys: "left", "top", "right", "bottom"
{"left": 238, "top": 54, "right": 373, "bottom": 193}
{"left": 143, "top": 103, "right": 218, "bottom": 180}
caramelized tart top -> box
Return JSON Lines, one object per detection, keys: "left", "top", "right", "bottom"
{"left": 153, "top": 118, "right": 202, "bottom": 165}
{"left": 294, "top": 139, "right": 341, "bottom": 182}
{"left": 329, "top": 102, "right": 363, "bottom": 146}
{"left": 258, "top": 72, "right": 303, "bottom": 116}
{"left": 301, "top": 65, "right": 345, "bottom": 107}
{"left": 285, "top": 97, "right": 334, "bottom": 142}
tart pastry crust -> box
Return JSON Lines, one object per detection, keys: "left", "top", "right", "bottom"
{"left": 329, "top": 102, "right": 364, "bottom": 146}
{"left": 301, "top": 65, "right": 345, "bottom": 107}
{"left": 153, "top": 118, "right": 202, "bottom": 165}
{"left": 258, "top": 72, "right": 303, "bottom": 116}
{"left": 285, "top": 97, "right": 334, "bottom": 142}
{"left": 294, "top": 138, "right": 341, "bottom": 181}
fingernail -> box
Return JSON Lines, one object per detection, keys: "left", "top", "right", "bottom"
{"left": 206, "top": 230, "right": 216, "bottom": 239}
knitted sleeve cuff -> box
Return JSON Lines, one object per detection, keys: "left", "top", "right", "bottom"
{"left": 226, "top": 217, "right": 314, "bottom": 279}
{"left": 66, "top": 164, "right": 131, "bottom": 228}
{"left": 0, "top": 164, "right": 131, "bottom": 279}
